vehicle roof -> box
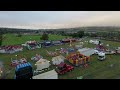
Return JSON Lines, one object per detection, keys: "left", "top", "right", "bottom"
{"left": 15, "top": 62, "right": 32, "bottom": 71}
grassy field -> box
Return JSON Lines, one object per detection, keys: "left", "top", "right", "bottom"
{"left": 0, "top": 34, "right": 120, "bottom": 79}
{"left": 2, "top": 34, "right": 68, "bottom": 45}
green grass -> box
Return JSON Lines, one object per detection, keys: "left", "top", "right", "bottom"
{"left": 2, "top": 34, "right": 68, "bottom": 45}
{"left": 0, "top": 34, "right": 120, "bottom": 79}
{"left": 0, "top": 34, "right": 71, "bottom": 79}
{"left": 81, "top": 37, "right": 120, "bottom": 49}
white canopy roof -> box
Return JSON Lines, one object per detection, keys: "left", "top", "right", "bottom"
{"left": 33, "top": 70, "right": 58, "bottom": 79}
{"left": 78, "top": 48, "right": 94, "bottom": 56}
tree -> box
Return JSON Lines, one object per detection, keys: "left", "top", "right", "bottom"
{"left": 40, "top": 33, "right": 49, "bottom": 40}
{"left": 84, "top": 32, "right": 90, "bottom": 36}
{"left": 77, "top": 31, "right": 84, "bottom": 38}
{"left": 35, "top": 31, "right": 39, "bottom": 34}
{"left": 16, "top": 33, "right": 22, "bottom": 37}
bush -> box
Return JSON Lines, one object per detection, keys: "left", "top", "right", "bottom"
{"left": 16, "top": 33, "right": 22, "bottom": 37}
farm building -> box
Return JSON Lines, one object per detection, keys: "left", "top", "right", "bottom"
{"left": 33, "top": 70, "right": 58, "bottom": 79}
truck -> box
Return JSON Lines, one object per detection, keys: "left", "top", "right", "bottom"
{"left": 55, "top": 62, "right": 74, "bottom": 75}
{"left": 14, "top": 62, "right": 33, "bottom": 79}
{"left": 98, "top": 52, "right": 106, "bottom": 61}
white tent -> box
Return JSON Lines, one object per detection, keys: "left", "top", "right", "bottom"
{"left": 78, "top": 48, "right": 95, "bottom": 56}
{"left": 52, "top": 55, "right": 65, "bottom": 65}
{"left": 33, "top": 70, "right": 58, "bottom": 79}
{"left": 35, "top": 59, "right": 50, "bottom": 71}
{"left": 89, "top": 40, "right": 99, "bottom": 45}
{"left": 106, "top": 44, "right": 109, "bottom": 47}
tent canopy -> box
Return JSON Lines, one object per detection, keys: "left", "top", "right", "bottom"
{"left": 78, "top": 48, "right": 94, "bottom": 56}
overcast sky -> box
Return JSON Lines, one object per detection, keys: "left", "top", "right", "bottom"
{"left": 0, "top": 11, "right": 120, "bottom": 29}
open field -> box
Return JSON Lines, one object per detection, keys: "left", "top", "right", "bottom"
{"left": 0, "top": 34, "right": 120, "bottom": 79}
{"left": 2, "top": 34, "right": 68, "bottom": 45}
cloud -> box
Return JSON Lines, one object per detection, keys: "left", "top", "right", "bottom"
{"left": 0, "top": 11, "right": 120, "bottom": 29}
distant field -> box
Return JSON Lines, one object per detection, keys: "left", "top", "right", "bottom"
{"left": 2, "top": 34, "right": 68, "bottom": 45}
{"left": 0, "top": 34, "right": 120, "bottom": 79}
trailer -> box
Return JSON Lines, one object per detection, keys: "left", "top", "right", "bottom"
{"left": 33, "top": 70, "right": 58, "bottom": 79}
{"left": 14, "top": 62, "right": 33, "bottom": 79}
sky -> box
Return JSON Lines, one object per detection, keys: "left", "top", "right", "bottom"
{"left": 0, "top": 11, "right": 120, "bottom": 29}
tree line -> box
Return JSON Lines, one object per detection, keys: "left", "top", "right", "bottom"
{"left": 85, "top": 31, "right": 120, "bottom": 41}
